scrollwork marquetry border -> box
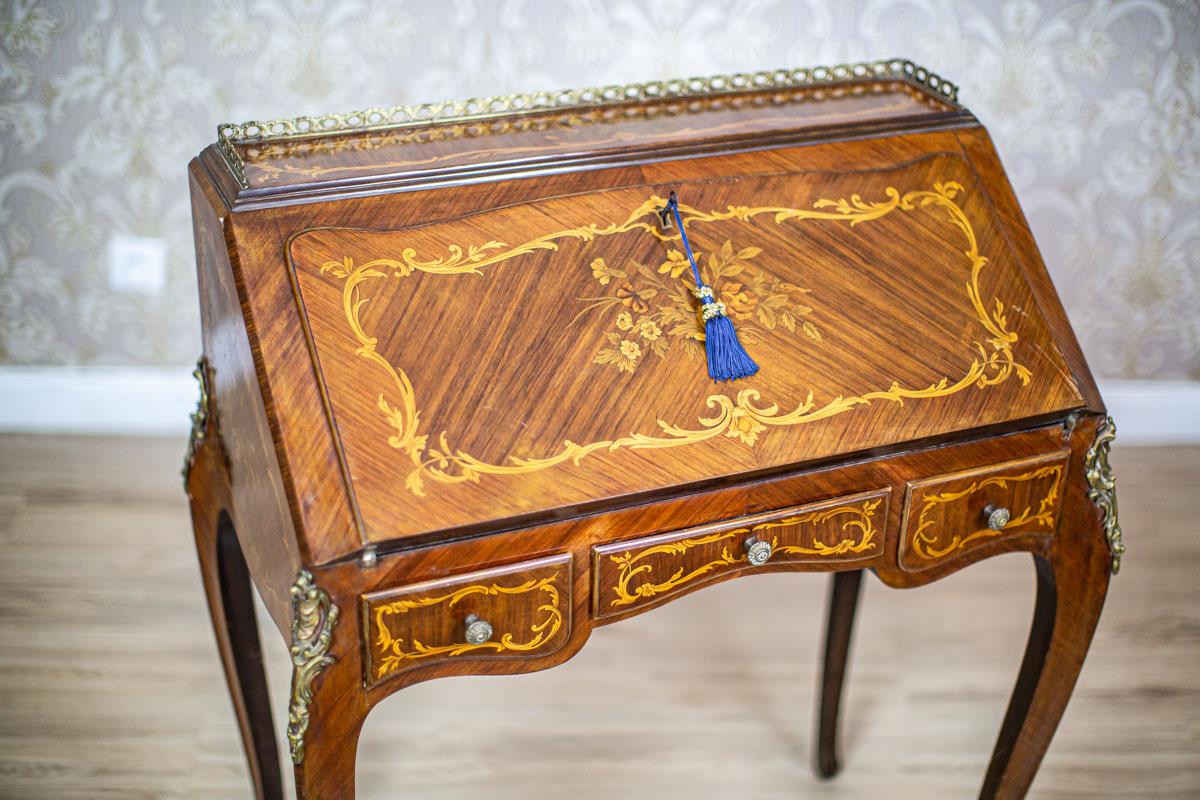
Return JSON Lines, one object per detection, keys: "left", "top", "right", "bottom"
{"left": 362, "top": 554, "right": 571, "bottom": 686}
{"left": 1086, "top": 416, "right": 1124, "bottom": 574}
{"left": 216, "top": 59, "right": 959, "bottom": 187}
{"left": 598, "top": 492, "right": 886, "bottom": 612}
{"left": 369, "top": 578, "right": 562, "bottom": 680}
{"left": 287, "top": 570, "right": 339, "bottom": 765}
{"left": 908, "top": 461, "right": 1066, "bottom": 562}
{"left": 313, "top": 180, "right": 1031, "bottom": 497}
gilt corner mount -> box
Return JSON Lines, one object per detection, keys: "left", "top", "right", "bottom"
{"left": 182, "top": 358, "right": 211, "bottom": 485}
{"left": 1085, "top": 416, "right": 1125, "bottom": 574}
{"left": 286, "top": 570, "right": 339, "bottom": 764}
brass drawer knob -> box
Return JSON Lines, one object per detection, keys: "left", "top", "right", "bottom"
{"left": 984, "top": 505, "right": 1011, "bottom": 531}
{"left": 744, "top": 536, "right": 773, "bottom": 566}
{"left": 463, "top": 614, "right": 493, "bottom": 645}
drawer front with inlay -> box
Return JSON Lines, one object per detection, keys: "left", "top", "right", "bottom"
{"left": 361, "top": 553, "right": 571, "bottom": 687}
{"left": 593, "top": 489, "right": 889, "bottom": 619}
{"left": 899, "top": 450, "right": 1070, "bottom": 572}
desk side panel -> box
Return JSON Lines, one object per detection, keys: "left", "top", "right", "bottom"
{"left": 954, "top": 126, "right": 1103, "bottom": 413}
{"left": 190, "top": 160, "right": 302, "bottom": 634}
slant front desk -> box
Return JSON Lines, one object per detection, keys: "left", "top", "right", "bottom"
{"left": 185, "top": 60, "right": 1124, "bottom": 799}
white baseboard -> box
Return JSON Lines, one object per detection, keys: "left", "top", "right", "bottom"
{"left": 0, "top": 367, "right": 198, "bottom": 437}
{"left": 0, "top": 367, "right": 1196, "bottom": 444}
{"left": 1095, "top": 380, "right": 1200, "bottom": 444}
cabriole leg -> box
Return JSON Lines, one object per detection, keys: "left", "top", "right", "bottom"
{"left": 291, "top": 707, "right": 365, "bottom": 800}
{"left": 815, "top": 569, "right": 863, "bottom": 779}
{"left": 289, "top": 646, "right": 366, "bottom": 800}
{"left": 189, "top": 453, "right": 284, "bottom": 799}
{"left": 979, "top": 517, "right": 1111, "bottom": 798}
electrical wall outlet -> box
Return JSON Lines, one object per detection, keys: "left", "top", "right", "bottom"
{"left": 106, "top": 234, "right": 168, "bottom": 296}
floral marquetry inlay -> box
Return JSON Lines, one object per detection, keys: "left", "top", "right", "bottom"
{"left": 370, "top": 578, "right": 562, "bottom": 680}
{"left": 362, "top": 556, "right": 571, "bottom": 686}
{"left": 901, "top": 451, "right": 1070, "bottom": 571}
{"left": 593, "top": 491, "right": 889, "bottom": 617}
{"left": 581, "top": 239, "right": 821, "bottom": 375}
{"left": 314, "top": 182, "right": 1031, "bottom": 496}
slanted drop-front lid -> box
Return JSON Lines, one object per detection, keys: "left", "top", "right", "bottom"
{"left": 285, "top": 152, "right": 1083, "bottom": 544}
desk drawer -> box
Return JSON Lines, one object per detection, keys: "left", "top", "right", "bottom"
{"left": 899, "top": 450, "right": 1069, "bottom": 572}
{"left": 593, "top": 489, "right": 889, "bottom": 619}
{"left": 361, "top": 553, "right": 571, "bottom": 686}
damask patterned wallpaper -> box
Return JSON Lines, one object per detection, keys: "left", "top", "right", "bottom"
{"left": 0, "top": 0, "right": 1196, "bottom": 378}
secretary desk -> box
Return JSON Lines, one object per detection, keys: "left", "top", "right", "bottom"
{"left": 185, "top": 59, "right": 1124, "bottom": 799}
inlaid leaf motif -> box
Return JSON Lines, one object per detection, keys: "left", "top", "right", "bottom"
{"left": 657, "top": 249, "right": 691, "bottom": 278}
{"left": 590, "top": 257, "right": 625, "bottom": 285}
{"left": 578, "top": 238, "right": 822, "bottom": 375}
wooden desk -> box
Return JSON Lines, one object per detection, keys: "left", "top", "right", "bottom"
{"left": 185, "top": 60, "right": 1123, "bottom": 799}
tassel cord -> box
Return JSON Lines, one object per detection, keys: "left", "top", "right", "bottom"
{"left": 663, "top": 191, "right": 759, "bottom": 382}
{"left": 666, "top": 193, "right": 708, "bottom": 299}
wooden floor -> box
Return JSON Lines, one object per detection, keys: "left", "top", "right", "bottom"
{"left": 0, "top": 435, "right": 1196, "bottom": 799}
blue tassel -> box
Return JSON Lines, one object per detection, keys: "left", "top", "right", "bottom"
{"left": 665, "top": 192, "right": 759, "bottom": 382}
{"left": 704, "top": 307, "right": 760, "bottom": 382}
